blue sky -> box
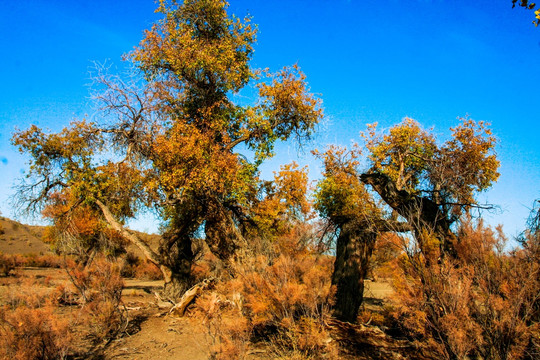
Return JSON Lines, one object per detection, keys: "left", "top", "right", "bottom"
{"left": 0, "top": 0, "right": 539, "bottom": 237}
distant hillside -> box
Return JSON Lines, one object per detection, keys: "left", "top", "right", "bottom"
{"left": 0, "top": 217, "right": 51, "bottom": 255}
{"left": 0, "top": 216, "right": 162, "bottom": 258}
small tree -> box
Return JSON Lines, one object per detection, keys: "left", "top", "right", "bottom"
{"left": 13, "top": 0, "right": 322, "bottom": 301}
{"left": 314, "top": 145, "right": 409, "bottom": 322}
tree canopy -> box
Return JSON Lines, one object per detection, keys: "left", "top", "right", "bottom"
{"left": 13, "top": 0, "right": 322, "bottom": 300}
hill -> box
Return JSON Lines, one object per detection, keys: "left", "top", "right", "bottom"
{"left": 0, "top": 216, "right": 163, "bottom": 258}
{"left": 0, "top": 216, "right": 51, "bottom": 255}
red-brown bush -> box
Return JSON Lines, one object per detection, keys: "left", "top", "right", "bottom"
{"left": 193, "top": 232, "right": 337, "bottom": 359}
{"left": 387, "top": 218, "right": 540, "bottom": 360}
{"left": 0, "top": 277, "right": 73, "bottom": 360}
{"left": 65, "top": 258, "right": 126, "bottom": 341}
{"left": 0, "top": 304, "right": 73, "bottom": 360}
{"left": 0, "top": 252, "right": 18, "bottom": 276}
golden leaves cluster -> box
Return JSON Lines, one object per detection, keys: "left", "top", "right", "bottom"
{"left": 313, "top": 145, "right": 381, "bottom": 225}
{"left": 362, "top": 117, "right": 499, "bottom": 207}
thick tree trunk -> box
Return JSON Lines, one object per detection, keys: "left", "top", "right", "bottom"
{"left": 161, "top": 272, "right": 192, "bottom": 302}
{"left": 332, "top": 222, "right": 377, "bottom": 323}
{"left": 204, "top": 201, "right": 246, "bottom": 261}
{"left": 158, "top": 228, "right": 196, "bottom": 302}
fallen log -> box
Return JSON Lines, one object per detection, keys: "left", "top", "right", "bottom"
{"left": 169, "top": 277, "right": 215, "bottom": 317}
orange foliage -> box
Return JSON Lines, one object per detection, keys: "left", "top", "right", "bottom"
{"left": 362, "top": 117, "right": 499, "bottom": 213}
{"left": 387, "top": 218, "right": 540, "bottom": 359}
{"left": 193, "top": 228, "right": 337, "bottom": 359}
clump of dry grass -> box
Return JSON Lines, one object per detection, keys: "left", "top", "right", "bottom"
{"left": 192, "top": 229, "right": 338, "bottom": 360}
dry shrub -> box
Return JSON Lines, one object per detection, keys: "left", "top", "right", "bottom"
{"left": 387, "top": 218, "right": 540, "bottom": 360}
{"left": 0, "top": 253, "right": 64, "bottom": 278}
{"left": 193, "top": 233, "right": 337, "bottom": 359}
{"left": 21, "top": 253, "right": 63, "bottom": 268}
{"left": 65, "top": 257, "right": 126, "bottom": 342}
{"left": 369, "top": 232, "right": 403, "bottom": 280}
{"left": 195, "top": 291, "right": 251, "bottom": 360}
{"left": 134, "top": 259, "right": 163, "bottom": 280}
{"left": 3, "top": 277, "right": 55, "bottom": 309}
{"left": 120, "top": 252, "right": 163, "bottom": 280}
{"left": 119, "top": 251, "right": 140, "bottom": 278}
{"left": 0, "top": 256, "right": 126, "bottom": 358}
{"left": 0, "top": 278, "right": 73, "bottom": 360}
{"left": 0, "top": 252, "right": 19, "bottom": 276}
{"left": 0, "top": 304, "right": 73, "bottom": 360}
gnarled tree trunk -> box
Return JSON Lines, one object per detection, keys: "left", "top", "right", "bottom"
{"left": 360, "top": 172, "right": 457, "bottom": 260}
{"left": 159, "top": 229, "right": 196, "bottom": 301}
{"left": 204, "top": 200, "right": 247, "bottom": 261}
{"left": 332, "top": 221, "right": 377, "bottom": 323}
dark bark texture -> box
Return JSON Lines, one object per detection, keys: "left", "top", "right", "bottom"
{"left": 360, "top": 172, "right": 457, "bottom": 260}
{"left": 332, "top": 221, "right": 377, "bottom": 323}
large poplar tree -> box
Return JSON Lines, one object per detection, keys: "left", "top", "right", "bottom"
{"left": 13, "top": 0, "right": 322, "bottom": 300}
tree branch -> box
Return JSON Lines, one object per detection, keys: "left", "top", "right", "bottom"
{"left": 95, "top": 199, "right": 161, "bottom": 265}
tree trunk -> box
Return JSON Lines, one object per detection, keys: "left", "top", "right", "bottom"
{"left": 204, "top": 200, "right": 246, "bottom": 261}
{"left": 158, "top": 228, "right": 196, "bottom": 302}
{"left": 360, "top": 172, "right": 457, "bottom": 260}
{"left": 332, "top": 221, "right": 377, "bottom": 323}
{"left": 161, "top": 271, "right": 192, "bottom": 302}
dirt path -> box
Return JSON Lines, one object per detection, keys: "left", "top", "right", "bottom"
{"left": 106, "top": 315, "right": 209, "bottom": 360}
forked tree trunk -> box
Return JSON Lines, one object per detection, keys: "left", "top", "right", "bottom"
{"left": 332, "top": 222, "right": 377, "bottom": 323}
{"left": 360, "top": 172, "right": 458, "bottom": 260}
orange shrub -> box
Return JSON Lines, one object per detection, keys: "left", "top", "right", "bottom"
{"left": 0, "top": 252, "right": 18, "bottom": 276}
{"left": 0, "top": 304, "right": 73, "bottom": 360}
{"left": 134, "top": 260, "right": 163, "bottom": 280}
{"left": 194, "top": 231, "right": 337, "bottom": 359}
{"left": 0, "top": 278, "right": 73, "bottom": 360}
{"left": 387, "top": 219, "right": 540, "bottom": 360}
{"left": 65, "top": 258, "right": 126, "bottom": 341}
{"left": 21, "top": 253, "right": 64, "bottom": 268}
{"left": 194, "top": 291, "right": 251, "bottom": 360}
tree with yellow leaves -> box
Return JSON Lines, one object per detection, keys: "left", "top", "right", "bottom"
{"left": 315, "top": 117, "right": 499, "bottom": 322}
{"left": 13, "top": 0, "right": 322, "bottom": 300}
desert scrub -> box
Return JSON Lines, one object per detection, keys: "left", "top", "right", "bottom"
{"left": 0, "top": 278, "right": 74, "bottom": 360}
{"left": 193, "top": 234, "right": 338, "bottom": 359}
{"left": 65, "top": 257, "right": 127, "bottom": 342}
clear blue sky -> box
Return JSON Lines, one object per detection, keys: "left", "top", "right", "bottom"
{"left": 0, "top": 0, "right": 538, "bottom": 237}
